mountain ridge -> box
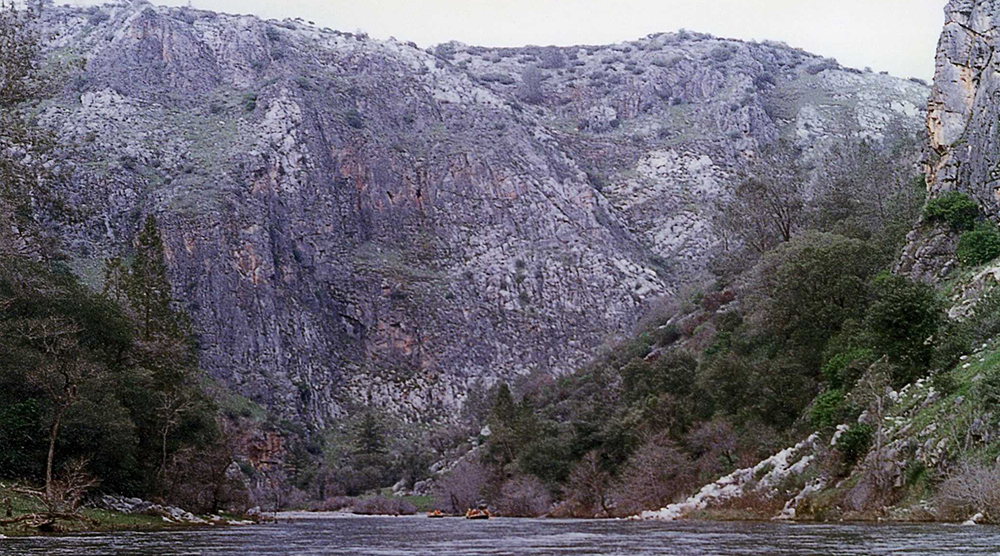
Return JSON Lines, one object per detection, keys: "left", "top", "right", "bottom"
{"left": 20, "top": 0, "right": 929, "bottom": 425}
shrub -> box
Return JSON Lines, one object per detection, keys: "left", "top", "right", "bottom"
{"left": 709, "top": 46, "right": 732, "bottom": 62}
{"left": 345, "top": 109, "right": 364, "bottom": 129}
{"left": 835, "top": 424, "right": 873, "bottom": 466}
{"left": 352, "top": 496, "right": 416, "bottom": 515}
{"left": 433, "top": 43, "right": 457, "bottom": 61}
{"left": 805, "top": 58, "right": 839, "bottom": 75}
{"left": 936, "top": 463, "right": 1000, "bottom": 522}
{"left": 538, "top": 46, "right": 566, "bottom": 69}
{"left": 923, "top": 191, "right": 980, "bottom": 231}
{"left": 821, "top": 347, "right": 873, "bottom": 390}
{"left": 495, "top": 475, "right": 551, "bottom": 517}
{"left": 87, "top": 9, "right": 110, "bottom": 25}
{"left": 969, "top": 286, "right": 1000, "bottom": 342}
{"left": 809, "top": 389, "right": 846, "bottom": 430}
{"left": 519, "top": 65, "right": 544, "bottom": 104}
{"left": 974, "top": 367, "right": 1000, "bottom": 407}
{"left": 479, "top": 73, "right": 515, "bottom": 85}
{"left": 863, "top": 273, "right": 942, "bottom": 385}
{"left": 957, "top": 224, "right": 1000, "bottom": 266}
{"left": 932, "top": 319, "right": 974, "bottom": 371}
{"left": 931, "top": 371, "right": 959, "bottom": 398}
{"left": 242, "top": 92, "right": 258, "bottom": 112}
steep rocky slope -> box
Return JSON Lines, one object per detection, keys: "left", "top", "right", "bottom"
{"left": 902, "top": 0, "right": 1000, "bottom": 280}
{"left": 23, "top": 1, "right": 927, "bottom": 425}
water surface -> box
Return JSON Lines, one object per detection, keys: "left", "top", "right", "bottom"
{"left": 2, "top": 515, "right": 999, "bottom": 555}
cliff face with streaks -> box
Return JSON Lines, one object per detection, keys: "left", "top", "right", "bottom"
{"left": 902, "top": 0, "right": 1000, "bottom": 280}
{"left": 21, "top": 1, "right": 927, "bottom": 425}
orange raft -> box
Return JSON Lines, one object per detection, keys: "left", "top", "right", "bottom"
{"left": 427, "top": 510, "right": 446, "bottom": 518}
{"left": 465, "top": 509, "right": 490, "bottom": 520}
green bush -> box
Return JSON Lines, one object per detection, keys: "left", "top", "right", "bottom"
{"left": 835, "top": 423, "right": 873, "bottom": 465}
{"left": 923, "top": 191, "right": 980, "bottom": 231}
{"left": 975, "top": 368, "right": 1000, "bottom": 407}
{"left": 931, "top": 371, "right": 959, "bottom": 398}
{"left": 957, "top": 224, "right": 1000, "bottom": 266}
{"left": 808, "top": 389, "right": 846, "bottom": 430}
{"left": 864, "top": 273, "right": 942, "bottom": 386}
{"left": 821, "top": 347, "right": 873, "bottom": 390}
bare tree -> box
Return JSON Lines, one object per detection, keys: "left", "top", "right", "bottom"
{"left": 495, "top": 475, "right": 551, "bottom": 517}
{"left": 936, "top": 463, "right": 1000, "bottom": 522}
{"left": 686, "top": 418, "right": 738, "bottom": 478}
{"left": 564, "top": 451, "right": 612, "bottom": 517}
{"left": 155, "top": 390, "right": 196, "bottom": 482}
{"left": 713, "top": 142, "right": 805, "bottom": 259}
{"left": 612, "top": 434, "right": 694, "bottom": 516}
{"left": 844, "top": 360, "right": 896, "bottom": 511}
{"left": 432, "top": 460, "right": 488, "bottom": 514}
{"left": 5, "top": 459, "right": 99, "bottom": 529}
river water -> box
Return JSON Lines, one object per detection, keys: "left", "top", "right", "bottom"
{"left": 2, "top": 515, "right": 1000, "bottom": 555}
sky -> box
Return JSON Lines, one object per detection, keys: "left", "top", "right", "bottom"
{"left": 68, "top": 0, "right": 947, "bottom": 81}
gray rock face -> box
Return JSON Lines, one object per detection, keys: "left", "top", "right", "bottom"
{"left": 28, "top": 3, "right": 927, "bottom": 425}
{"left": 906, "top": 0, "right": 1000, "bottom": 280}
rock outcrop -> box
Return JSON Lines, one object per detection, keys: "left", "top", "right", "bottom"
{"left": 903, "top": 0, "right": 1000, "bottom": 280}
{"left": 22, "top": 2, "right": 928, "bottom": 425}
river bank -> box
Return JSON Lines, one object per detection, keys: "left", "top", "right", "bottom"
{"left": 0, "top": 488, "right": 257, "bottom": 537}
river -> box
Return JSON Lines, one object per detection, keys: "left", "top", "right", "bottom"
{"left": 2, "top": 515, "right": 999, "bottom": 555}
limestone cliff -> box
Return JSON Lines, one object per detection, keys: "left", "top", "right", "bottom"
{"left": 902, "top": 0, "right": 1000, "bottom": 280}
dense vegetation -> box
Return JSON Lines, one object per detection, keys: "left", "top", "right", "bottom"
{"left": 0, "top": 4, "right": 242, "bottom": 524}
{"left": 0, "top": 219, "right": 237, "bottom": 514}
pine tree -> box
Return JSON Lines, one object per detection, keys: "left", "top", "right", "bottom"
{"left": 485, "top": 383, "right": 520, "bottom": 467}
{"left": 354, "top": 411, "right": 387, "bottom": 457}
{"left": 128, "top": 215, "right": 179, "bottom": 341}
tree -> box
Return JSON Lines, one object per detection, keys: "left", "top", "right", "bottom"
{"left": 863, "top": 273, "right": 942, "bottom": 385}
{"left": 19, "top": 318, "right": 102, "bottom": 499}
{"left": 484, "top": 382, "right": 519, "bottom": 468}
{"left": 612, "top": 434, "right": 694, "bottom": 516}
{"left": 810, "top": 136, "right": 924, "bottom": 252}
{"left": 127, "top": 215, "right": 181, "bottom": 341}
{"left": 0, "top": 260, "right": 132, "bottom": 499}
{"left": 749, "top": 231, "right": 882, "bottom": 364}
{"left": 564, "top": 451, "right": 612, "bottom": 517}
{"left": 353, "top": 410, "right": 388, "bottom": 458}
{"left": 713, "top": 142, "right": 805, "bottom": 259}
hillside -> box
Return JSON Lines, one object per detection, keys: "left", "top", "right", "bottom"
{"left": 12, "top": 1, "right": 928, "bottom": 428}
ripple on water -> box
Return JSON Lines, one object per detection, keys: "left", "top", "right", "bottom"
{"left": 4, "top": 518, "right": 1000, "bottom": 556}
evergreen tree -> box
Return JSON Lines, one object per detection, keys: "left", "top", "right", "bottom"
{"left": 128, "top": 215, "right": 179, "bottom": 341}
{"left": 484, "top": 383, "right": 521, "bottom": 468}
{"left": 354, "top": 411, "right": 387, "bottom": 457}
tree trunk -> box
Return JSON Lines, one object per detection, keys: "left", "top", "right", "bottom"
{"left": 46, "top": 407, "right": 66, "bottom": 499}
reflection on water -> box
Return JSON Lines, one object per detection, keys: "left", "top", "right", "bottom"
{"left": 3, "top": 516, "right": 1000, "bottom": 555}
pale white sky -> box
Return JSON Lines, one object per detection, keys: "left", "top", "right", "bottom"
{"left": 68, "top": 0, "right": 946, "bottom": 81}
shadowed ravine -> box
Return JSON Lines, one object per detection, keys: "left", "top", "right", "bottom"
{"left": 3, "top": 517, "right": 1000, "bottom": 555}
